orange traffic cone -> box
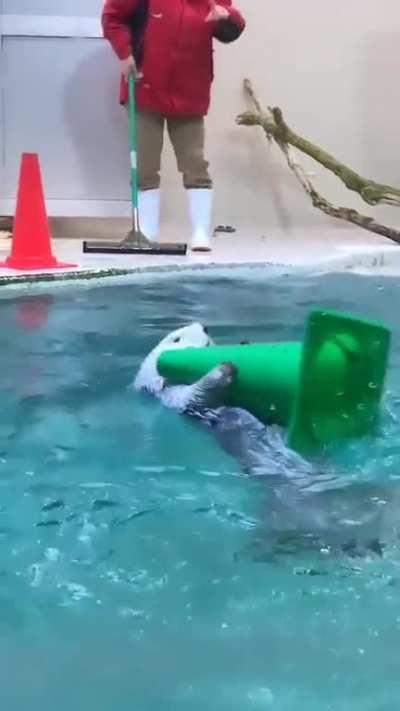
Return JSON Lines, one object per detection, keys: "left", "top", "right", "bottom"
{"left": 0, "top": 153, "right": 76, "bottom": 270}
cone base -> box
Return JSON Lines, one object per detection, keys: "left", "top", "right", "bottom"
{"left": 288, "top": 310, "right": 390, "bottom": 456}
{"left": 0, "top": 256, "right": 76, "bottom": 271}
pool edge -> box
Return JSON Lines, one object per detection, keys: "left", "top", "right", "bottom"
{"left": 0, "top": 242, "right": 399, "bottom": 291}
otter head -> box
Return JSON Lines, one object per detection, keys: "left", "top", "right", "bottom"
{"left": 134, "top": 322, "right": 212, "bottom": 395}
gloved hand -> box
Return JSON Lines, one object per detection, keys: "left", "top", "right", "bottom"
{"left": 120, "top": 55, "right": 143, "bottom": 81}
{"left": 205, "top": 1, "right": 229, "bottom": 22}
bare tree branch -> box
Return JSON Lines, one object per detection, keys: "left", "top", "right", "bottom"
{"left": 237, "top": 79, "right": 400, "bottom": 245}
{"left": 238, "top": 79, "right": 400, "bottom": 208}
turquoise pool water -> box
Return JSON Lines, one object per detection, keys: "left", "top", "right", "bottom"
{"left": 1, "top": 269, "right": 400, "bottom": 710}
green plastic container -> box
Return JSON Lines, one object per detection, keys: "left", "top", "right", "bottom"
{"left": 157, "top": 310, "right": 391, "bottom": 456}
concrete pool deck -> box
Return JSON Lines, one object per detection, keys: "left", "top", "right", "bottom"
{"left": 1, "top": 224, "right": 400, "bottom": 286}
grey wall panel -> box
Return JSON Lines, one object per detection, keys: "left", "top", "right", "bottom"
{"left": 3, "top": 36, "right": 130, "bottom": 202}
{"left": 3, "top": 0, "right": 103, "bottom": 17}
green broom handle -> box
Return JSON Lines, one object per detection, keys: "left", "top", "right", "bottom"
{"left": 128, "top": 74, "right": 139, "bottom": 212}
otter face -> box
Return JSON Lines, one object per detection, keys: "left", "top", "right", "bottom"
{"left": 157, "top": 322, "right": 213, "bottom": 352}
{"left": 134, "top": 322, "right": 213, "bottom": 395}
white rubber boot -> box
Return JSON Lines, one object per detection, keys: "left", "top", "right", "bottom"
{"left": 138, "top": 189, "right": 160, "bottom": 242}
{"left": 187, "top": 188, "right": 213, "bottom": 252}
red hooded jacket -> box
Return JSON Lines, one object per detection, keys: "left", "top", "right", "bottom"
{"left": 102, "top": 0, "right": 245, "bottom": 116}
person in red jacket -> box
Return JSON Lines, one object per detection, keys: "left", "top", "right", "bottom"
{"left": 102, "top": 0, "right": 245, "bottom": 251}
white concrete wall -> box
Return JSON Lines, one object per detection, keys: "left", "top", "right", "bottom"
{"left": 2, "top": 0, "right": 101, "bottom": 16}
{"left": 1, "top": 1, "right": 400, "bottom": 235}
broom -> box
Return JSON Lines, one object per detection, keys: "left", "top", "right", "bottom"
{"left": 83, "top": 75, "right": 187, "bottom": 256}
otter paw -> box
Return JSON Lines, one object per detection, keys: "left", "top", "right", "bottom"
{"left": 220, "top": 362, "right": 238, "bottom": 378}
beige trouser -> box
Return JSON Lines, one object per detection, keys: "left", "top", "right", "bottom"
{"left": 137, "top": 111, "right": 212, "bottom": 191}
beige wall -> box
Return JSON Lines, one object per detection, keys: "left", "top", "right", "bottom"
{"left": 162, "top": 0, "right": 400, "bottom": 235}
